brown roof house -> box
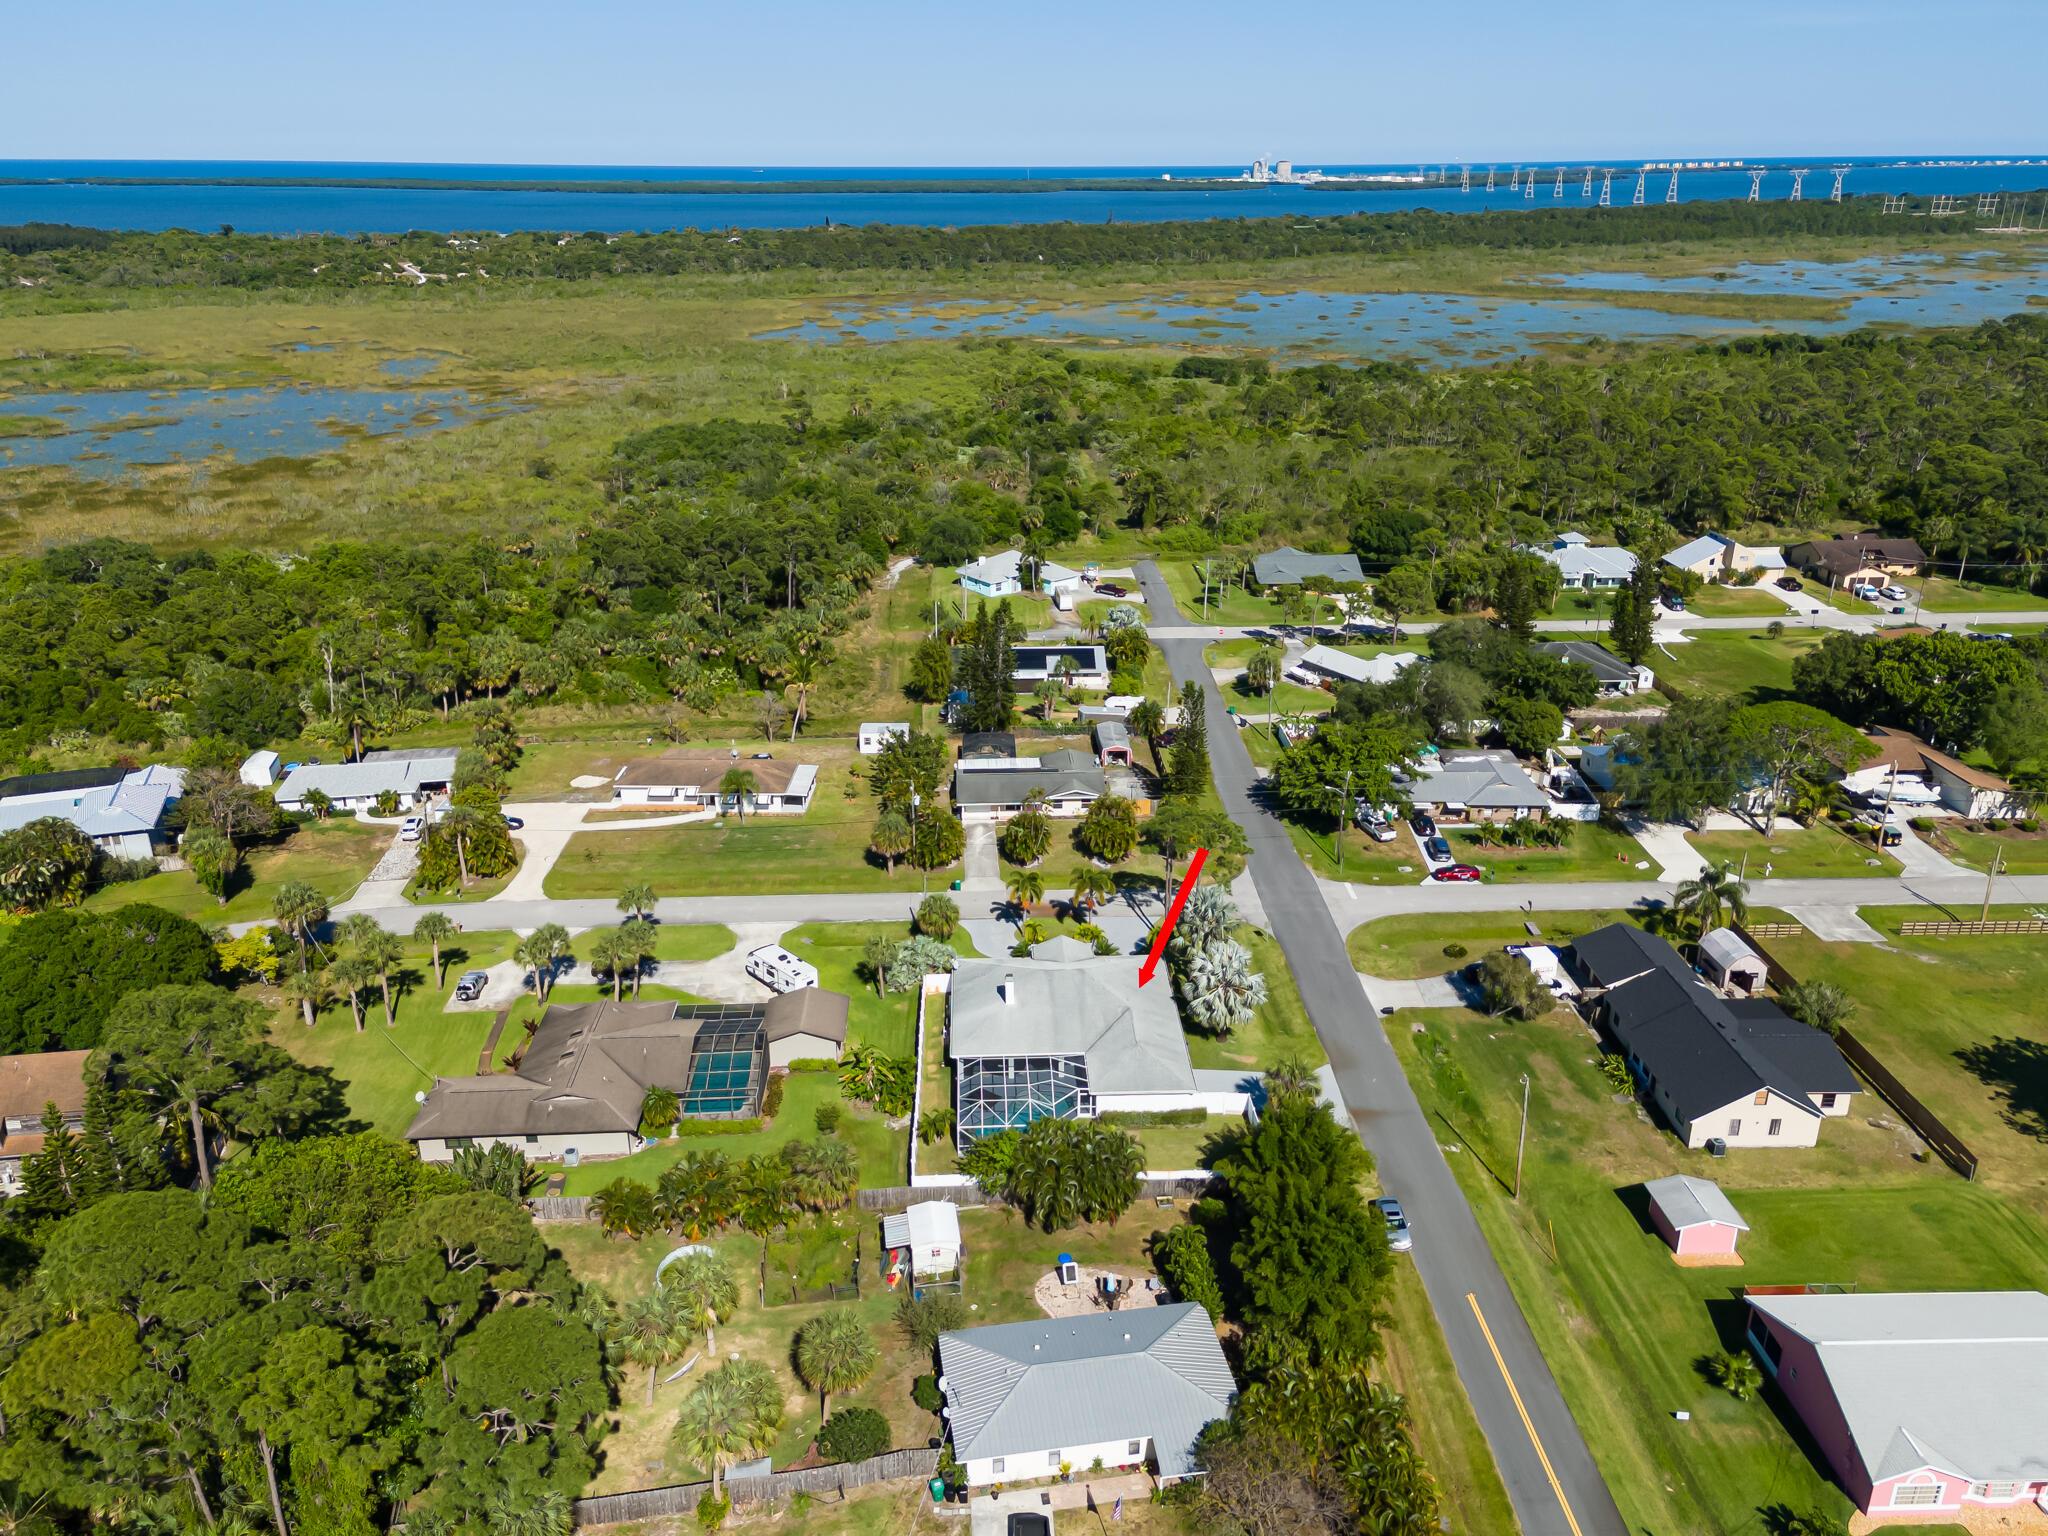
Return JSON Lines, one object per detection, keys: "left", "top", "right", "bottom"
{"left": 405, "top": 992, "right": 848, "bottom": 1165}
{"left": 0, "top": 1049, "right": 90, "bottom": 1199}
{"left": 611, "top": 752, "right": 817, "bottom": 815}
{"left": 1788, "top": 534, "right": 1927, "bottom": 588}
{"left": 1843, "top": 726, "right": 2020, "bottom": 820}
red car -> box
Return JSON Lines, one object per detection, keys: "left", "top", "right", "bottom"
{"left": 1430, "top": 864, "right": 1483, "bottom": 883}
{"left": 1095, "top": 583, "right": 1129, "bottom": 598}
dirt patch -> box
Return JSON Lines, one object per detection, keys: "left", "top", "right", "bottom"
{"left": 1033, "top": 1265, "right": 1164, "bottom": 1319}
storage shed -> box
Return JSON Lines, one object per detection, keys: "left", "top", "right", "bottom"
{"left": 882, "top": 1200, "right": 962, "bottom": 1278}
{"left": 1644, "top": 1174, "right": 1748, "bottom": 1265}
{"left": 1698, "top": 927, "right": 1769, "bottom": 995}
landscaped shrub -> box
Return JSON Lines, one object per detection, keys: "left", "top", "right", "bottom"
{"left": 897, "top": 1290, "right": 970, "bottom": 1354}
{"left": 2022, "top": 817, "right": 2042, "bottom": 833}
{"left": 786, "top": 1057, "right": 836, "bottom": 1072}
{"left": 695, "top": 1490, "right": 729, "bottom": 1529}
{"left": 912, "top": 1373, "right": 942, "bottom": 1413}
{"left": 760, "top": 1073, "right": 786, "bottom": 1120}
{"left": 1909, "top": 816, "right": 1936, "bottom": 833}
{"left": 1098, "top": 1107, "right": 1207, "bottom": 1129}
{"left": 817, "top": 1406, "right": 891, "bottom": 1465}
{"left": 1598, "top": 1055, "right": 1633, "bottom": 1093}
{"left": 1149, "top": 1223, "right": 1226, "bottom": 1317}
{"left": 1442, "top": 943, "right": 1468, "bottom": 959}
{"left": 814, "top": 1103, "right": 842, "bottom": 1135}
{"left": 668, "top": 1115, "right": 766, "bottom": 1137}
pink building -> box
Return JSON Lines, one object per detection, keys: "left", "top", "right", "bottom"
{"left": 1643, "top": 1174, "right": 1747, "bottom": 1265}
{"left": 1745, "top": 1290, "right": 2048, "bottom": 1518}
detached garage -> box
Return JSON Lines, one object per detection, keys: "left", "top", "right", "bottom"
{"left": 1644, "top": 1174, "right": 1748, "bottom": 1266}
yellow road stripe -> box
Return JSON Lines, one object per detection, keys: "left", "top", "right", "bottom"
{"left": 1467, "top": 1291, "right": 1586, "bottom": 1536}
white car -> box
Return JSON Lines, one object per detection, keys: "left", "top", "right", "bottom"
{"left": 399, "top": 815, "right": 425, "bottom": 842}
{"left": 1881, "top": 585, "right": 1909, "bottom": 601}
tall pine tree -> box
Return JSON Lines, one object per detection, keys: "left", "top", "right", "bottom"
{"left": 20, "top": 1102, "right": 89, "bottom": 1218}
{"left": 1609, "top": 555, "right": 1657, "bottom": 663}
{"left": 1168, "top": 680, "right": 1211, "bottom": 795}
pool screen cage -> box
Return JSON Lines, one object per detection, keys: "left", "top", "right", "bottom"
{"left": 955, "top": 1054, "right": 1094, "bottom": 1147}
{"left": 674, "top": 1007, "right": 767, "bottom": 1120}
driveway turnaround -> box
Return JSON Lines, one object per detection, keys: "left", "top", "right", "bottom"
{"left": 1136, "top": 560, "right": 1629, "bottom": 1536}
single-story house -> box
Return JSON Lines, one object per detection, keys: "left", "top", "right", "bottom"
{"left": 274, "top": 749, "right": 456, "bottom": 815}
{"left": 1251, "top": 546, "right": 1365, "bottom": 588}
{"left": 239, "top": 750, "right": 281, "bottom": 787}
{"left": 938, "top": 1304, "right": 1235, "bottom": 1486}
{"left": 1289, "top": 644, "right": 1421, "bottom": 689}
{"left": 1643, "top": 1174, "right": 1748, "bottom": 1264}
{"left": 957, "top": 549, "right": 1085, "bottom": 601}
{"left": 1788, "top": 534, "right": 1927, "bottom": 588}
{"left": 611, "top": 753, "right": 817, "bottom": 815}
{"left": 1845, "top": 726, "right": 2019, "bottom": 820}
{"left": 1697, "top": 927, "right": 1769, "bottom": 995}
{"left": 1662, "top": 533, "right": 1787, "bottom": 582}
{"left": 1093, "top": 719, "right": 1133, "bottom": 767}
{"left": 407, "top": 991, "right": 847, "bottom": 1163}
{"left": 763, "top": 987, "right": 848, "bottom": 1068}
{"left": 882, "top": 1199, "right": 963, "bottom": 1279}
{"left": 0, "top": 763, "right": 184, "bottom": 861}
{"left": 1526, "top": 532, "right": 1638, "bottom": 590}
{"left": 0, "top": 1050, "right": 90, "bottom": 1200}
{"left": 953, "top": 750, "right": 1106, "bottom": 823}
{"left": 858, "top": 722, "right": 910, "bottom": 756}
{"left": 1534, "top": 639, "right": 1654, "bottom": 696}
{"left": 1566, "top": 923, "right": 1859, "bottom": 1149}
{"left": 948, "top": 936, "right": 1198, "bottom": 1146}
{"left": 1405, "top": 749, "right": 1553, "bottom": 822}
{"left": 1012, "top": 644, "right": 1110, "bottom": 691}
{"left": 1745, "top": 1289, "right": 2048, "bottom": 1517}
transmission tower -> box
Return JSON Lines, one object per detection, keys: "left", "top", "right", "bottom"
{"left": 1882, "top": 193, "right": 1904, "bottom": 214}
{"left": 1581, "top": 166, "right": 1594, "bottom": 196}
{"left": 1632, "top": 171, "right": 1647, "bottom": 205}
{"left": 1485, "top": 165, "right": 1496, "bottom": 191}
{"left": 1665, "top": 170, "right": 1679, "bottom": 203}
{"left": 1830, "top": 166, "right": 1848, "bottom": 201}
{"left": 1525, "top": 172, "right": 1536, "bottom": 199}
{"left": 1553, "top": 167, "right": 1564, "bottom": 197}
{"left": 1460, "top": 165, "right": 1471, "bottom": 192}
{"left": 1788, "top": 168, "right": 1807, "bottom": 201}
{"left": 1599, "top": 170, "right": 1613, "bottom": 206}
{"left": 1747, "top": 168, "right": 1766, "bottom": 201}
{"left": 1977, "top": 191, "right": 1999, "bottom": 216}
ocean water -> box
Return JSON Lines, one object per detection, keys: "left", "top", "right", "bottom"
{"left": 0, "top": 158, "right": 2043, "bottom": 234}
{"left": 757, "top": 253, "right": 2048, "bottom": 367}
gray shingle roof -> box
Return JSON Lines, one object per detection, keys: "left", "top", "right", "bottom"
{"left": 1747, "top": 1290, "right": 2048, "bottom": 1485}
{"left": 1535, "top": 639, "right": 1637, "bottom": 685}
{"left": 1252, "top": 546, "right": 1365, "bottom": 587}
{"left": 951, "top": 761, "right": 1106, "bottom": 807}
{"left": 1410, "top": 751, "right": 1550, "bottom": 811}
{"left": 1644, "top": 1173, "right": 1748, "bottom": 1231}
{"left": 948, "top": 949, "right": 1194, "bottom": 1095}
{"left": 274, "top": 750, "right": 457, "bottom": 805}
{"left": 938, "top": 1303, "right": 1235, "bottom": 1477}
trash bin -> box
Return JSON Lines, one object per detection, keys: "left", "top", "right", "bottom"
{"left": 950, "top": 879, "right": 962, "bottom": 891}
{"left": 928, "top": 1478, "right": 946, "bottom": 1504}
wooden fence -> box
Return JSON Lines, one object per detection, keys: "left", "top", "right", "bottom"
{"left": 572, "top": 1447, "right": 939, "bottom": 1527}
{"left": 1742, "top": 921, "right": 1806, "bottom": 940}
{"left": 528, "top": 1196, "right": 589, "bottom": 1222}
{"left": 858, "top": 1174, "right": 1215, "bottom": 1213}
{"left": 1830, "top": 1025, "right": 1979, "bottom": 1180}
{"left": 1899, "top": 918, "right": 2048, "bottom": 936}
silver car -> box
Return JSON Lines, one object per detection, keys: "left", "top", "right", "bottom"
{"left": 1372, "top": 1196, "right": 1413, "bottom": 1252}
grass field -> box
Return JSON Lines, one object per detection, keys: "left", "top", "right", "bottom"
{"left": 1285, "top": 816, "right": 1432, "bottom": 886}
{"left": 1384, "top": 998, "right": 2046, "bottom": 1536}
{"left": 1158, "top": 561, "right": 1283, "bottom": 626}
{"left": 1443, "top": 822, "right": 1650, "bottom": 882}
{"left": 1686, "top": 824, "right": 1900, "bottom": 879}
{"left": 85, "top": 817, "right": 389, "bottom": 923}
{"left": 1930, "top": 822, "right": 2048, "bottom": 875}
{"left": 1913, "top": 575, "right": 2048, "bottom": 612}
{"left": 1760, "top": 906, "right": 2048, "bottom": 1215}
{"left": 779, "top": 920, "right": 981, "bottom": 1058}
{"left": 1183, "top": 928, "right": 1328, "bottom": 1073}
{"left": 1674, "top": 583, "right": 1790, "bottom": 617}
{"left": 1649, "top": 630, "right": 1827, "bottom": 702}
{"left": 1347, "top": 909, "right": 1643, "bottom": 979}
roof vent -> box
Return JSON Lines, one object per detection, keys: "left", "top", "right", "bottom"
{"left": 999, "top": 973, "right": 1017, "bottom": 1005}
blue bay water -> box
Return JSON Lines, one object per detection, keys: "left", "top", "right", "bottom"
{"left": 1, "top": 158, "right": 2044, "bottom": 234}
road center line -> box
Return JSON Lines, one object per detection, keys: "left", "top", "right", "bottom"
{"left": 1467, "top": 1291, "right": 1586, "bottom": 1536}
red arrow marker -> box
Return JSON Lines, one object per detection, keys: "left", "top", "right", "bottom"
{"left": 1137, "top": 847, "right": 1208, "bottom": 987}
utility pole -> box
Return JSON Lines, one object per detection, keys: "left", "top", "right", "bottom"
{"left": 1324, "top": 768, "right": 1353, "bottom": 876}
{"left": 1515, "top": 1073, "right": 1531, "bottom": 1202}
{"left": 1200, "top": 557, "right": 1212, "bottom": 622}
{"left": 1982, "top": 846, "right": 2005, "bottom": 923}
{"left": 912, "top": 792, "right": 927, "bottom": 897}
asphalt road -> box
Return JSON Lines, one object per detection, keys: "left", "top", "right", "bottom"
{"left": 1136, "top": 559, "right": 1629, "bottom": 1536}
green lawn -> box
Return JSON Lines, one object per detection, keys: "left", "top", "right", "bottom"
{"left": 779, "top": 920, "right": 981, "bottom": 1058}
{"left": 1648, "top": 630, "right": 1826, "bottom": 703}
{"left": 1759, "top": 907, "right": 2048, "bottom": 1212}
{"left": 1129, "top": 1118, "right": 1226, "bottom": 1172}
{"left": 1285, "top": 815, "right": 1432, "bottom": 886}
{"left": 1686, "top": 824, "right": 1900, "bottom": 879}
{"left": 1675, "top": 583, "right": 1789, "bottom": 617}
{"left": 1913, "top": 575, "right": 2048, "bottom": 612}
{"left": 1347, "top": 909, "right": 1644, "bottom": 979}
{"left": 1930, "top": 823, "right": 2048, "bottom": 875}
{"left": 1159, "top": 560, "right": 1285, "bottom": 626}
{"left": 1184, "top": 928, "right": 1328, "bottom": 1072}
{"left": 1384, "top": 999, "right": 2046, "bottom": 1536}
{"left": 86, "top": 817, "right": 389, "bottom": 923}
{"left": 1443, "top": 822, "right": 1650, "bottom": 882}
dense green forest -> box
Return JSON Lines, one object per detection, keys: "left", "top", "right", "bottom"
{"left": 0, "top": 193, "right": 2007, "bottom": 291}
{"left": 0, "top": 314, "right": 2043, "bottom": 769}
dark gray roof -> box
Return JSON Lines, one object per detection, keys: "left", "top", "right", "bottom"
{"left": 762, "top": 988, "right": 847, "bottom": 1046}
{"left": 1725, "top": 999, "right": 1862, "bottom": 1097}
{"left": 0, "top": 766, "right": 126, "bottom": 801}
{"left": 938, "top": 1303, "right": 1235, "bottom": 1477}
{"left": 1252, "top": 546, "right": 1365, "bottom": 587}
{"left": 1535, "top": 639, "right": 1635, "bottom": 685}
{"left": 1747, "top": 1290, "right": 2048, "bottom": 1485}
{"left": 951, "top": 761, "right": 1106, "bottom": 807}
{"left": 1567, "top": 921, "right": 1691, "bottom": 989}
{"left": 960, "top": 732, "right": 1019, "bottom": 759}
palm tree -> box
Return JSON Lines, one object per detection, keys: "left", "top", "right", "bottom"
{"left": 720, "top": 767, "right": 758, "bottom": 822}
{"left": 517, "top": 923, "right": 573, "bottom": 1003}
{"left": 1004, "top": 867, "right": 1046, "bottom": 918}
{"left": 672, "top": 1360, "right": 783, "bottom": 1503}
{"left": 784, "top": 649, "right": 823, "bottom": 740}
{"left": 782, "top": 1138, "right": 858, "bottom": 1210}
{"left": 588, "top": 928, "right": 632, "bottom": 1001}
{"left": 731, "top": 1155, "right": 798, "bottom": 1266}
{"left": 655, "top": 1152, "right": 735, "bottom": 1242}
{"left": 282, "top": 967, "right": 328, "bottom": 1029}
{"left": 615, "top": 1292, "right": 688, "bottom": 1406}
{"left": 439, "top": 804, "right": 485, "bottom": 885}
{"left": 617, "top": 882, "right": 657, "bottom": 922}
{"left": 861, "top": 935, "right": 895, "bottom": 997}
{"left": 590, "top": 1177, "right": 656, "bottom": 1239}
{"left": 1127, "top": 698, "right": 1166, "bottom": 761}
{"left": 868, "top": 811, "right": 912, "bottom": 875}
{"left": 794, "top": 1311, "right": 879, "bottom": 1419}
{"left": 329, "top": 954, "right": 376, "bottom": 1033}
{"left": 1674, "top": 865, "right": 1749, "bottom": 938}
{"left": 337, "top": 911, "right": 384, "bottom": 952}
{"left": 272, "top": 881, "right": 329, "bottom": 971}
{"left": 413, "top": 911, "right": 457, "bottom": 988}
{"left": 1034, "top": 678, "right": 1061, "bottom": 722}
{"left": 1070, "top": 865, "right": 1116, "bottom": 915}
{"left": 659, "top": 1249, "right": 740, "bottom": 1353}
{"left": 1181, "top": 940, "right": 1269, "bottom": 1036}
{"left": 618, "top": 918, "right": 656, "bottom": 996}
{"left": 360, "top": 929, "right": 405, "bottom": 1026}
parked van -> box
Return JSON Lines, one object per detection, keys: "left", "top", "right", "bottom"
{"left": 745, "top": 945, "right": 820, "bottom": 994}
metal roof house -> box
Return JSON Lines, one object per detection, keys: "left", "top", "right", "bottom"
{"left": 1744, "top": 1289, "right": 2048, "bottom": 1516}
{"left": 858, "top": 722, "right": 910, "bottom": 756}
{"left": 1404, "top": 749, "right": 1553, "bottom": 822}
{"left": 947, "top": 938, "right": 1198, "bottom": 1147}
{"left": 1251, "top": 546, "right": 1365, "bottom": 588}
{"left": 1289, "top": 644, "right": 1421, "bottom": 689}
{"left": 1697, "top": 927, "right": 1768, "bottom": 995}
{"left": 957, "top": 549, "right": 1085, "bottom": 600}
{"left": 1566, "top": 923, "right": 1859, "bottom": 1149}
{"left": 1525, "top": 532, "right": 1638, "bottom": 590}
{"left": 273, "top": 750, "right": 456, "bottom": 814}
{"left": 0, "top": 763, "right": 184, "bottom": 861}
{"left": 938, "top": 1303, "right": 1235, "bottom": 1486}
{"left": 952, "top": 749, "right": 1106, "bottom": 823}
{"left": 1663, "top": 532, "right": 1787, "bottom": 581}
{"left": 1534, "top": 639, "right": 1655, "bottom": 696}
{"left": 1093, "top": 719, "right": 1133, "bottom": 766}
{"left": 1642, "top": 1174, "right": 1748, "bottom": 1264}
{"left": 1845, "top": 727, "right": 2019, "bottom": 820}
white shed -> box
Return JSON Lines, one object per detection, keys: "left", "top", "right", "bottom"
{"left": 1698, "top": 927, "right": 1768, "bottom": 995}
{"left": 882, "top": 1200, "right": 962, "bottom": 1277}
{"left": 239, "top": 750, "right": 281, "bottom": 787}
{"left": 859, "top": 722, "right": 910, "bottom": 756}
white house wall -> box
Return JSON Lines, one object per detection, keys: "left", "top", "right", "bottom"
{"left": 413, "top": 1130, "right": 637, "bottom": 1164}
{"left": 1676, "top": 1092, "right": 1823, "bottom": 1150}
{"left": 962, "top": 1436, "right": 1151, "bottom": 1487}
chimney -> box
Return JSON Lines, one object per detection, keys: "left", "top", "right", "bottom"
{"left": 998, "top": 973, "right": 1016, "bottom": 1006}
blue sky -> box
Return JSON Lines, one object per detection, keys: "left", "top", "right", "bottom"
{"left": 6, "top": 0, "right": 2044, "bottom": 166}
